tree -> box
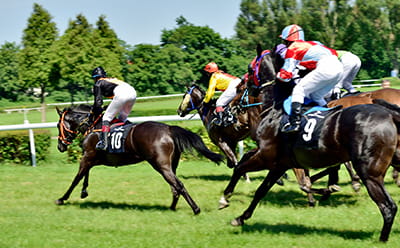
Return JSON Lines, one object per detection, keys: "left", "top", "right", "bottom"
{"left": 18, "top": 3, "right": 58, "bottom": 121}
{"left": 235, "top": 0, "right": 299, "bottom": 51}
{"left": 0, "top": 42, "right": 21, "bottom": 101}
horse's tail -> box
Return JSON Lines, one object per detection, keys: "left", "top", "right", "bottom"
{"left": 170, "top": 126, "right": 224, "bottom": 164}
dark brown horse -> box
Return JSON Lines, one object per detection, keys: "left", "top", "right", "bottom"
{"left": 228, "top": 60, "right": 400, "bottom": 241}
{"left": 325, "top": 87, "right": 400, "bottom": 187}
{"left": 218, "top": 47, "right": 336, "bottom": 209}
{"left": 55, "top": 104, "right": 224, "bottom": 214}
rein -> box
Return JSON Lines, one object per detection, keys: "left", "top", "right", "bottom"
{"left": 58, "top": 110, "right": 103, "bottom": 145}
{"left": 58, "top": 111, "right": 78, "bottom": 145}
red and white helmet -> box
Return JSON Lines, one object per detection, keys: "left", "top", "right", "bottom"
{"left": 204, "top": 62, "right": 219, "bottom": 73}
{"left": 280, "top": 24, "right": 305, "bottom": 41}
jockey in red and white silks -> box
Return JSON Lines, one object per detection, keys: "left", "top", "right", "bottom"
{"left": 277, "top": 40, "right": 343, "bottom": 106}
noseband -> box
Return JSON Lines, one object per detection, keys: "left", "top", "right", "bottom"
{"left": 58, "top": 111, "right": 78, "bottom": 145}
{"left": 184, "top": 86, "right": 201, "bottom": 112}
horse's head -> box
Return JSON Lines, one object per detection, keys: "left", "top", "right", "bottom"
{"left": 177, "top": 84, "right": 205, "bottom": 117}
{"left": 247, "top": 45, "right": 277, "bottom": 92}
{"left": 56, "top": 105, "right": 93, "bottom": 152}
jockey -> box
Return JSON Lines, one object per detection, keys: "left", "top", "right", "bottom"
{"left": 332, "top": 50, "right": 361, "bottom": 97}
{"left": 92, "top": 66, "right": 137, "bottom": 150}
{"left": 203, "top": 62, "right": 242, "bottom": 126}
{"left": 277, "top": 24, "right": 343, "bottom": 133}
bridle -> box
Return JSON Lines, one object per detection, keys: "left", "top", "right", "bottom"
{"left": 58, "top": 110, "right": 102, "bottom": 145}
{"left": 184, "top": 85, "right": 202, "bottom": 112}
{"left": 58, "top": 111, "right": 78, "bottom": 145}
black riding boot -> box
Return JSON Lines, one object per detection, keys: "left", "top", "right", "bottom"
{"left": 96, "top": 121, "right": 110, "bottom": 151}
{"left": 282, "top": 102, "right": 302, "bottom": 133}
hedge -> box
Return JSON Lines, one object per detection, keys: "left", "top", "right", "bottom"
{"left": 0, "top": 129, "right": 51, "bottom": 165}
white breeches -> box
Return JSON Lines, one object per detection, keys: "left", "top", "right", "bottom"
{"left": 292, "top": 55, "right": 343, "bottom": 106}
{"left": 216, "top": 78, "right": 241, "bottom": 107}
{"left": 336, "top": 52, "right": 361, "bottom": 92}
{"left": 103, "top": 84, "right": 137, "bottom": 122}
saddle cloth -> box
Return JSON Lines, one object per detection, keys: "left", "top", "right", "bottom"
{"left": 281, "top": 97, "right": 341, "bottom": 149}
{"left": 106, "top": 122, "right": 135, "bottom": 153}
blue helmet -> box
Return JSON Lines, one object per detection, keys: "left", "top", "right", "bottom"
{"left": 280, "top": 24, "right": 304, "bottom": 41}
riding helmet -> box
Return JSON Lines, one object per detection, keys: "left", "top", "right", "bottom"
{"left": 280, "top": 24, "right": 304, "bottom": 41}
{"left": 204, "top": 62, "right": 219, "bottom": 73}
{"left": 92, "top": 66, "right": 107, "bottom": 79}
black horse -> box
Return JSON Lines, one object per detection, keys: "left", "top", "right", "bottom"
{"left": 228, "top": 52, "right": 400, "bottom": 241}
{"left": 55, "top": 104, "right": 224, "bottom": 214}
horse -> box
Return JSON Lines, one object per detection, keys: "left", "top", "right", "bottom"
{"left": 227, "top": 53, "right": 400, "bottom": 241}
{"left": 324, "top": 87, "right": 400, "bottom": 187}
{"left": 218, "top": 47, "right": 337, "bottom": 209}
{"left": 55, "top": 104, "right": 224, "bottom": 214}
{"left": 177, "top": 83, "right": 262, "bottom": 170}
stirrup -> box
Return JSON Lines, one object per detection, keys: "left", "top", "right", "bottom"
{"left": 95, "top": 140, "right": 108, "bottom": 151}
{"left": 281, "top": 123, "right": 300, "bottom": 133}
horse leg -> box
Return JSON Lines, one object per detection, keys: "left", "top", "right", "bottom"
{"left": 231, "top": 167, "right": 287, "bottom": 226}
{"left": 219, "top": 148, "right": 260, "bottom": 209}
{"left": 292, "top": 168, "right": 316, "bottom": 207}
{"left": 168, "top": 155, "right": 181, "bottom": 211}
{"left": 55, "top": 162, "right": 92, "bottom": 205}
{"left": 220, "top": 141, "right": 250, "bottom": 182}
{"left": 392, "top": 167, "right": 400, "bottom": 187}
{"left": 357, "top": 170, "right": 397, "bottom": 242}
{"left": 80, "top": 172, "right": 90, "bottom": 199}
{"left": 343, "top": 161, "right": 361, "bottom": 192}
{"left": 154, "top": 162, "right": 200, "bottom": 215}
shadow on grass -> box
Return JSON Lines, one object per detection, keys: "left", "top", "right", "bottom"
{"left": 237, "top": 222, "right": 374, "bottom": 240}
{"left": 181, "top": 174, "right": 266, "bottom": 182}
{"left": 231, "top": 187, "right": 357, "bottom": 208}
{"left": 68, "top": 201, "right": 170, "bottom": 211}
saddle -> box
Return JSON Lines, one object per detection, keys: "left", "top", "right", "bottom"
{"left": 281, "top": 97, "right": 342, "bottom": 149}
{"left": 106, "top": 120, "right": 135, "bottom": 153}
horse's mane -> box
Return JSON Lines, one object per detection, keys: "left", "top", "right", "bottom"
{"left": 64, "top": 104, "right": 92, "bottom": 113}
{"left": 191, "top": 83, "right": 206, "bottom": 95}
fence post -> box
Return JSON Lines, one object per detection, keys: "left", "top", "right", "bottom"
{"left": 24, "top": 110, "right": 36, "bottom": 167}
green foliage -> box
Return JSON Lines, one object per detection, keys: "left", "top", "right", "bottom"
{"left": 18, "top": 3, "right": 58, "bottom": 104}
{"left": 0, "top": 129, "right": 51, "bottom": 165}
{"left": 0, "top": 1, "right": 400, "bottom": 104}
{"left": 0, "top": 42, "right": 21, "bottom": 101}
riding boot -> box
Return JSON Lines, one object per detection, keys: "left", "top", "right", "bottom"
{"left": 96, "top": 121, "right": 110, "bottom": 151}
{"left": 214, "top": 106, "right": 225, "bottom": 126}
{"left": 282, "top": 102, "right": 302, "bottom": 133}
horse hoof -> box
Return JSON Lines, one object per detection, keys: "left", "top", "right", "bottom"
{"left": 193, "top": 208, "right": 201, "bottom": 215}
{"left": 55, "top": 199, "right": 64, "bottom": 205}
{"left": 328, "top": 184, "right": 341, "bottom": 192}
{"left": 81, "top": 191, "right": 88, "bottom": 199}
{"left": 218, "top": 197, "right": 230, "bottom": 210}
{"left": 352, "top": 182, "right": 361, "bottom": 192}
{"left": 231, "top": 217, "right": 244, "bottom": 226}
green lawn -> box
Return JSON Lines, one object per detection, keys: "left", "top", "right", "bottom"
{"left": 1, "top": 140, "right": 400, "bottom": 247}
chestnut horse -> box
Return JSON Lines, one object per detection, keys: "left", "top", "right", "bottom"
{"left": 177, "top": 84, "right": 262, "bottom": 169}
{"left": 55, "top": 104, "right": 223, "bottom": 214}
{"left": 230, "top": 80, "right": 400, "bottom": 241}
